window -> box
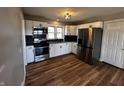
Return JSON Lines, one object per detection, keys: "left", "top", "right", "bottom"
{"left": 56, "top": 27, "right": 63, "bottom": 39}
{"left": 47, "top": 27, "right": 64, "bottom": 40}
{"left": 47, "top": 27, "right": 55, "bottom": 39}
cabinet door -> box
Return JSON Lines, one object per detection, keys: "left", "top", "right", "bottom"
{"left": 26, "top": 46, "right": 34, "bottom": 63}
{"left": 33, "top": 21, "right": 41, "bottom": 28}
{"left": 70, "top": 26, "right": 74, "bottom": 35}
{"left": 61, "top": 43, "right": 66, "bottom": 55}
{"left": 64, "top": 43, "right": 70, "bottom": 54}
{"left": 70, "top": 26, "right": 77, "bottom": 35}
{"left": 54, "top": 43, "right": 66, "bottom": 56}
{"left": 49, "top": 44, "right": 55, "bottom": 58}
{"left": 41, "top": 22, "right": 48, "bottom": 27}
{"left": 73, "top": 26, "right": 78, "bottom": 35}
{"left": 54, "top": 44, "right": 61, "bottom": 56}
{"left": 65, "top": 26, "right": 71, "bottom": 35}
{"left": 65, "top": 26, "right": 77, "bottom": 35}
{"left": 65, "top": 43, "right": 69, "bottom": 54}
{"left": 68, "top": 43, "right": 72, "bottom": 53}
{"left": 33, "top": 21, "right": 48, "bottom": 28}
{"left": 25, "top": 20, "right": 33, "bottom": 35}
{"left": 72, "top": 43, "right": 77, "bottom": 54}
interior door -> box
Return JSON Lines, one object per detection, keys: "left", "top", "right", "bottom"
{"left": 102, "top": 21, "right": 124, "bottom": 68}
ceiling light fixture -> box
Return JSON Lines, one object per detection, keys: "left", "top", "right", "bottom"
{"left": 64, "top": 13, "right": 71, "bottom": 20}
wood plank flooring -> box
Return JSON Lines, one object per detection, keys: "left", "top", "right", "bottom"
{"left": 25, "top": 54, "right": 124, "bottom": 86}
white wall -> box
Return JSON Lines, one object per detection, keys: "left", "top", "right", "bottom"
{"left": 0, "top": 8, "right": 25, "bottom": 85}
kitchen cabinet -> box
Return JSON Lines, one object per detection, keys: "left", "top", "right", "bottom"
{"left": 61, "top": 43, "right": 67, "bottom": 55}
{"left": 25, "top": 20, "right": 33, "bottom": 35}
{"left": 26, "top": 46, "right": 34, "bottom": 63}
{"left": 54, "top": 44, "right": 60, "bottom": 56}
{"left": 65, "top": 25, "right": 78, "bottom": 35}
{"left": 49, "top": 42, "right": 77, "bottom": 58}
{"left": 50, "top": 43, "right": 68, "bottom": 58}
{"left": 49, "top": 44, "right": 55, "bottom": 58}
{"left": 65, "top": 43, "right": 72, "bottom": 54}
{"left": 54, "top": 43, "right": 66, "bottom": 56}
{"left": 33, "top": 21, "right": 48, "bottom": 28}
{"left": 71, "top": 43, "right": 77, "bottom": 54}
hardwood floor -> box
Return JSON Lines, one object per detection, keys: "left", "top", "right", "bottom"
{"left": 25, "top": 54, "right": 124, "bottom": 86}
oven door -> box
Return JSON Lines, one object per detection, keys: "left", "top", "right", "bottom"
{"left": 34, "top": 41, "right": 49, "bottom": 47}
{"left": 34, "top": 47, "right": 49, "bottom": 62}
{"left": 35, "top": 47, "right": 49, "bottom": 56}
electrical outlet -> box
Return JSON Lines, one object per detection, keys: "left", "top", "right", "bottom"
{"left": 0, "top": 64, "right": 5, "bottom": 73}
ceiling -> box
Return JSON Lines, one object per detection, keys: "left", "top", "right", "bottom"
{"left": 22, "top": 7, "right": 124, "bottom": 23}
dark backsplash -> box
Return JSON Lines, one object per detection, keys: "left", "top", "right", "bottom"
{"left": 64, "top": 35, "right": 77, "bottom": 42}
{"left": 25, "top": 35, "right": 78, "bottom": 46}
{"left": 25, "top": 35, "right": 33, "bottom": 46}
{"left": 47, "top": 39, "right": 64, "bottom": 43}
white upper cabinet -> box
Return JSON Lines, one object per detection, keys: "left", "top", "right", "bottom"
{"left": 25, "top": 20, "right": 33, "bottom": 35}
{"left": 33, "top": 21, "right": 48, "bottom": 28}
{"left": 77, "top": 21, "right": 103, "bottom": 29}
{"left": 25, "top": 20, "right": 49, "bottom": 35}
{"left": 65, "top": 25, "right": 78, "bottom": 35}
{"left": 33, "top": 21, "right": 41, "bottom": 28}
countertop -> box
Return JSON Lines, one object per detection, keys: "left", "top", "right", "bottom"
{"left": 48, "top": 41, "right": 77, "bottom": 44}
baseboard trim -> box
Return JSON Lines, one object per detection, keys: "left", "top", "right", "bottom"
{"left": 21, "top": 65, "right": 26, "bottom": 86}
{"left": 21, "top": 79, "right": 25, "bottom": 86}
{"left": 21, "top": 71, "right": 26, "bottom": 86}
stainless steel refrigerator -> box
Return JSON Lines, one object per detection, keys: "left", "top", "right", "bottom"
{"left": 77, "top": 27, "right": 103, "bottom": 65}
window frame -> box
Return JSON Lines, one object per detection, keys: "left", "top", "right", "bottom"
{"left": 47, "top": 26, "right": 64, "bottom": 40}
{"left": 56, "top": 27, "right": 64, "bottom": 39}
{"left": 47, "top": 26, "right": 55, "bottom": 40}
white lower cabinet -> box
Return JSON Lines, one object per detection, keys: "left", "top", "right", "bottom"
{"left": 26, "top": 46, "right": 34, "bottom": 63}
{"left": 54, "top": 44, "right": 62, "bottom": 56}
{"left": 54, "top": 43, "right": 66, "bottom": 56}
{"left": 49, "top": 44, "right": 55, "bottom": 58}
{"left": 71, "top": 43, "right": 77, "bottom": 54}
{"left": 65, "top": 43, "right": 71, "bottom": 54}
{"left": 49, "top": 42, "right": 77, "bottom": 58}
